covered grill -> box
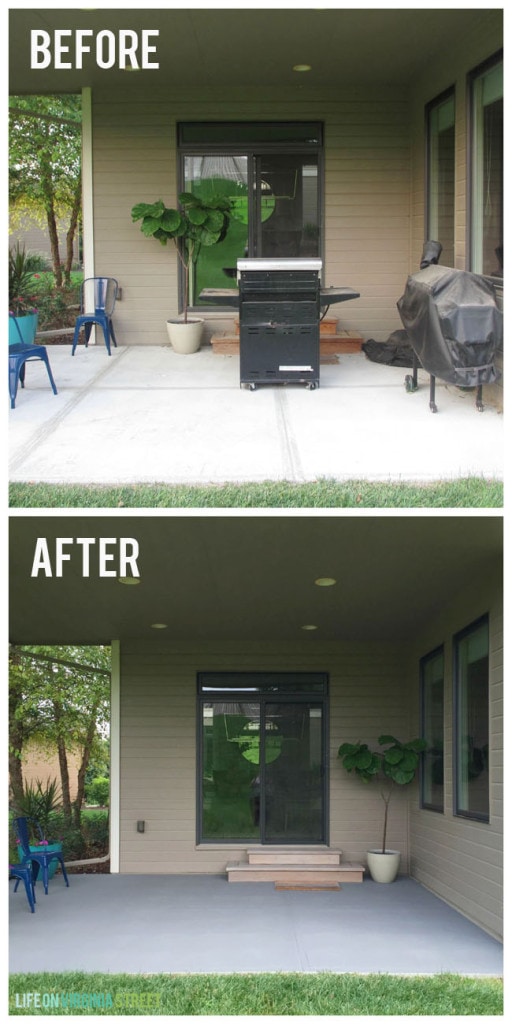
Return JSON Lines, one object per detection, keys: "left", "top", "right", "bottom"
{"left": 397, "top": 264, "right": 502, "bottom": 412}
{"left": 200, "top": 258, "right": 359, "bottom": 389}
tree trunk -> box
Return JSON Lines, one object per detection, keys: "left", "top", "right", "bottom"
{"left": 64, "top": 176, "right": 81, "bottom": 285}
{"left": 52, "top": 699, "right": 72, "bottom": 823}
{"left": 73, "top": 706, "right": 100, "bottom": 828}
{"left": 40, "top": 151, "right": 62, "bottom": 287}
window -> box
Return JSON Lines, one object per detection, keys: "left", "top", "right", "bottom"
{"left": 420, "top": 646, "right": 444, "bottom": 812}
{"left": 469, "top": 55, "right": 503, "bottom": 277}
{"left": 426, "top": 89, "right": 455, "bottom": 266}
{"left": 179, "top": 122, "right": 323, "bottom": 308}
{"left": 197, "top": 672, "right": 328, "bottom": 844}
{"left": 454, "top": 616, "right": 489, "bottom": 821}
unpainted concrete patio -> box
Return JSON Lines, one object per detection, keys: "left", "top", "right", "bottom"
{"left": 9, "top": 873, "right": 502, "bottom": 976}
{"left": 8, "top": 344, "right": 504, "bottom": 487}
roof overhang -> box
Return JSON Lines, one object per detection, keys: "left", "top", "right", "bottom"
{"left": 9, "top": 515, "right": 503, "bottom": 646}
{"left": 9, "top": 7, "right": 502, "bottom": 96}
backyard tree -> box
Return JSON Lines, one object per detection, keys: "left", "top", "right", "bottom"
{"left": 8, "top": 645, "right": 110, "bottom": 827}
{"left": 9, "top": 94, "right": 82, "bottom": 287}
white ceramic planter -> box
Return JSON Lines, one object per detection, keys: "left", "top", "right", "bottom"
{"left": 166, "top": 318, "right": 203, "bottom": 353}
{"left": 367, "top": 849, "right": 401, "bottom": 883}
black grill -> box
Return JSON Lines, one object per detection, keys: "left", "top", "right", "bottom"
{"left": 200, "top": 258, "right": 360, "bottom": 389}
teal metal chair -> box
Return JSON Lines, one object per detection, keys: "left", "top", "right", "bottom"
{"left": 9, "top": 314, "right": 58, "bottom": 409}
{"left": 72, "top": 277, "right": 119, "bottom": 355}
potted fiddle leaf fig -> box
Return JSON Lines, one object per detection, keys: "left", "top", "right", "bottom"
{"left": 131, "top": 192, "right": 232, "bottom": 353}
{"left": 338, "top": 734, "right": 427, "bottom": 883}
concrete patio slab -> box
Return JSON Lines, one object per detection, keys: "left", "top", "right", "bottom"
{"left": 9, "top": 345, "right": 504, "bottom": 487}
{"left": 9, "top": 875, "right": 502, "bottom": 976}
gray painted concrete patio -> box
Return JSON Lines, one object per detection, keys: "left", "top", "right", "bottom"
{"left": 9, "top": 874, "right": 502, "bottom": 976}
{"left": 9, "top": 345, "right": 503, "bottom": 486}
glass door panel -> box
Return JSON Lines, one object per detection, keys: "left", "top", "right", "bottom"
{"left": 201, "top": 701, "right": 260, "bottom": 841}
{"left": 184, "top": 154, "right": 249, "bottom": 304}
{"left": 262, "top": 702, "right": 325, "bottom": 843}
{"left": 255, "top": 154, "right": 320, "bottom": 258}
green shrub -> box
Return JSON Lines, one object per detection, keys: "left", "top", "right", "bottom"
{"left": 86, "top": 776, "right": 109, "bottom": 806}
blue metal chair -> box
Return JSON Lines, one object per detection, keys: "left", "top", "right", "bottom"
{"left": 14, "top": 817, "right": 70, "bottom": 896}
{"left": 9, "top": 863, "right": 37, "bottom": 913}
{"left": 8, "top": 314, "right": 58, "bottom": 409}
{"left": 72, "top": 277, "right": 119, "bottom": 355}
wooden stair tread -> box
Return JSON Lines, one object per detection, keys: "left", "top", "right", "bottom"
{"left": 210, "top": 332, "right": 363, "bottom": 355}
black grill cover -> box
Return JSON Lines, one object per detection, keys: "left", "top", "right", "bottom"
{"left": 397, "top": 265, "right": 502, "bottom": 386}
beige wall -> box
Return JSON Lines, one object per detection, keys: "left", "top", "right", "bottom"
{"left": 21, "top": 739, "right": 81, "bottom": 803}
{"left": 90, "top": 10, "right": 501, "bottom": 348}
{"left": 119, "top": 640, "right": 411, "bottom": 874}
{"left": 91, "top": 86, "right": 411, "bottom": 345}
{"left": 408, "top": 565, "right": 503, "bottom": 940}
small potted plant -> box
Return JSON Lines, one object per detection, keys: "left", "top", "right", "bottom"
{"left": 338, "top": 734, "right": 427, "bottom": 883}
{"left": 131, "top": 192, "right": 232, "bottom": 353}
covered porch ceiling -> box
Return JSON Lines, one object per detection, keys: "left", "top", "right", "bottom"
{"left": 9, "top": 515, "right": 503, "bottom": 646}
{"left": 8, "top": 7, "right": 500, "bottom": 95}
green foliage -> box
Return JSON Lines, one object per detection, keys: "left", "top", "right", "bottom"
{"left": 86, "top": 776, "right": 109, "bottom": 806}
{"left": 338, "top": 734, "right": 427, "bottom": 852}
{"left": 12, "top": 778, "right": 62, "bottom": 835}
{"left": 131, "top": 192, "right": 232, "bottom": 320}
{"left": 8, "top": 243, "right": 40, "bottom": 315}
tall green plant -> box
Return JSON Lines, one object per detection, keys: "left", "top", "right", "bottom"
{"left": 338, "top": 734, "right": 427, "bottom": 853}
{"left": 12, "top": 778, "right": 62, "bottom": 836}
{"left": 8, "top": 243, "right": 40, "bottom": 315}
{"left": 131, "top": 192, "right": 232, "bottom": 321}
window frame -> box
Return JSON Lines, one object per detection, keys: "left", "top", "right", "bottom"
{"left": 196, "top": 671, "right": 329, "bottom": 845}
{"left": 419, "top": 644, "right": 445, "bottom": 813}
{"left": 425, "top": 86, "right": 455, "bottom": 265}
{"left": 467, "top": 51, "right": 503, "bottom": 278}
{"left": 178, "top": 122, "right": 325, "bottom": 313}
{"left": 453, "top": 614, "right": 490, "bottom": 823}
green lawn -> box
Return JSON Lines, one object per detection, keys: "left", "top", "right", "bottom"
{"left": 9, "top": 477, "right": 503, "bottom": 509}
{"left": 8, "top": 972, "right": 503, "bottom": 1015}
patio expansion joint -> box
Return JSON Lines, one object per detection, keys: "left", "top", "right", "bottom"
{"left": 9, "top": 348, "right": 131, "bottom": 474}
{"left": 273, "top": 389, "right": 305, "bottom": 482}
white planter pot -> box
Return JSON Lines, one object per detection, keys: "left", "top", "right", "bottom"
{"left": 367, "top": 849, "right": 401, "bottom": 883}
{"left": 166, "top": 318, "right": 203, "bottom": 354}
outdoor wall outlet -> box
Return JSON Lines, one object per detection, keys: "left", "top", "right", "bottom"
{"left": 136, "top": 820, "right": 145, "bottom": 833}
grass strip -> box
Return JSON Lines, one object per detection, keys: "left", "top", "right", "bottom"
{"left": 8, "top": 972, "right": 503, "bottom": 1015}
{"left": 9, "top": 477, "right": 503, "bottom": 508}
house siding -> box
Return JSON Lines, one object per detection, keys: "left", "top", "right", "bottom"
{"left": 408, "top": 568, "right": 503, "bottom": 940}
{"left": 119, "top": 641, "right": 411, "bottom": 875}
{"left": 91, "top": 86, "right": 411, "bottom": 345}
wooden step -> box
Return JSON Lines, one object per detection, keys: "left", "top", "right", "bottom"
{"left": 226, "top": 861, "right": 365, "bottom": 884}
{"left": 210, "top": 332, "right": 363, "bottom": 355}
{"left": 246, "top": 847, "right": 342, "bottom": 865}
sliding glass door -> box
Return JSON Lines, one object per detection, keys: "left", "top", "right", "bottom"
{"left": 198, "top": 673, "right": 328, "bottom": 844}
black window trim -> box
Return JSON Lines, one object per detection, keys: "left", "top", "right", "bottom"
{"left": 424, "top": 85, "right": 455, "bottom": 248}
{"left": 466, "top": 49, "right": 503, "bottom": 277}
{"left": 452, "top": 612, "right": 490, "bottom": 824}
{"left": 419, "top": 642, "right": 445, "bottom": 814}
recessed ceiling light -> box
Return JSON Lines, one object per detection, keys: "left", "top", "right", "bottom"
{"left": 314, "top": 577, "right": 337, "bottom": 587}
{"left": 301, "top": 624, "right": 318, "bottom": 631}
{"left": 293, "top": 64, "right": 312, "bottom": 73}
{"left": 118, "top": 576, "right": 140, "bottom": 585}
{"left": 151, "top": 623, "right": 168, "bottom": 630}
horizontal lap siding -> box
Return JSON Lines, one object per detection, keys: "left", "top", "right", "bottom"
{"left": 408, "top": 569, "right": 503, "bottom": 940}
{"left": 119, "top": 641, "right": 408, "bottom": 874}
{"left": 92, "top": 88, "right": 410, "bottom": 344}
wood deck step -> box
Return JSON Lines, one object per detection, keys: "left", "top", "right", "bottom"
{"left": 226, "top": 861, "right": 365, "bottom": 884}
{"left": 246, "top": 847, "right": 342, "bottom": 865}
{"left": 210, "top": 332, "right": 363, "bottom": 355}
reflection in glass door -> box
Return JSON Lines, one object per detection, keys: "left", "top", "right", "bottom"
{"left": 200, "top": 684, "right": 327, "bottom": 844}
